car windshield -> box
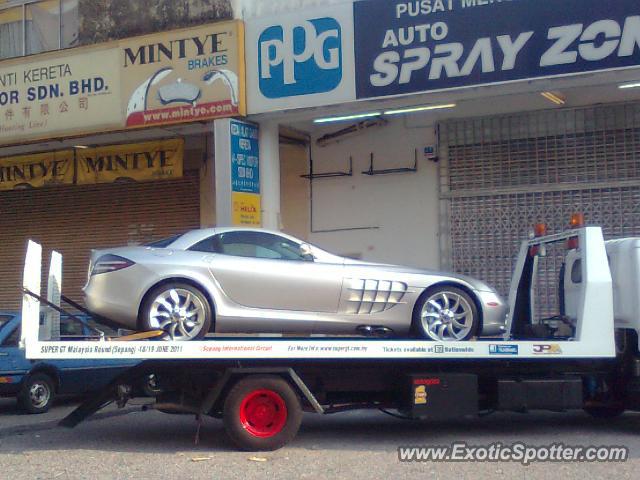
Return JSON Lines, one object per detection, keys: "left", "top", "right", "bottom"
{"left": 145, "top": 234, "right": 183, "bottom": 248}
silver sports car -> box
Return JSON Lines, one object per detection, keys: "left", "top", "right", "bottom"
{"left": 83, "top": 228, "right": 507, "bottom": 341}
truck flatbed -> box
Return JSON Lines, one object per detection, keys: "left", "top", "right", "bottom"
{"left": 17, "top": 225, "right": 640, "bottom": 451}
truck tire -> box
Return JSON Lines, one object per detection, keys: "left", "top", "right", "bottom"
{"left": 17, "top": 373, "right": 55, "bottom": 414}
{"left": 223, "top": 375, "right": 302, "bottom": 451}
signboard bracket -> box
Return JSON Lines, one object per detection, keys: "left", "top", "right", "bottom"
{"left": 301, "top": 156, "right": 353, "bottom": 180}
{"left": 362, "top": 151, "right": 418, "bottom": 176}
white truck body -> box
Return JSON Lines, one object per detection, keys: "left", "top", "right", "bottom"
{"left": 565, "top": 238, "right": 640, "bottom": 339}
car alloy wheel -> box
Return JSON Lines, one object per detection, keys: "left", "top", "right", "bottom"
{"left": 419, "top": 288, "right": 477, "bottom": 341}
{"left": 147, "top": 286, "right": 209, "bottom": 340}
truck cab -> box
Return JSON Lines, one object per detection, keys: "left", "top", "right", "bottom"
{"left": 0, "top": 312, "right": 138, "bottom": 413}
{"left": 564, "top": 238, "right": 640, "bottom": 341}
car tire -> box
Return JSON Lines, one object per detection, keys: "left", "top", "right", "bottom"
{"left": 223, "top": 375, "right": 302, "bottom": 451}
{"left": 17, "top": 373, "right": 55, "bottom": 414}
{"left": 413, "top": 286, "right": 479, "bottom": 341}
{"left": 140, "top": 282, "right": 212, "bottom": 341}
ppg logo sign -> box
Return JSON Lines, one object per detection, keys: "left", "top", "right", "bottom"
{"left": 258, "top": 17, "right": 342, "bottom": 98}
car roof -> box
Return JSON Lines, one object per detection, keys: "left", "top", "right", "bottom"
{"left": 168, "top": 227, "right": 305, "bottom": 250}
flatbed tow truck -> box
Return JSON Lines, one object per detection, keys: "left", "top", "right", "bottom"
{"left": 18, "top": 220, "right": 640, "bottom": 451}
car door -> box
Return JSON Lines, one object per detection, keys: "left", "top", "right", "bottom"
{"left": 195, "top": 231, "right": 344, "bottom": 313}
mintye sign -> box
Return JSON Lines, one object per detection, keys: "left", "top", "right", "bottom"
{"left": 0, "top": 20, "right": 245, "bottom": 146}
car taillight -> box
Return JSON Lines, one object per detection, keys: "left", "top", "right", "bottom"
{"left": 91, "top": 255, "right": 135, "bottom": 276}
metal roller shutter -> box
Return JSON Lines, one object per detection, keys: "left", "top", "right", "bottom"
{"left": 440, "top": 102, "right": 640, "bottom": 317}
{"left": 0, "top": 172, "right": 200, "bottom": 311}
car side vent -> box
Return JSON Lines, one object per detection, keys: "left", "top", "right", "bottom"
{"left": 346, "top": 279, "right": 408, "bottom": 314}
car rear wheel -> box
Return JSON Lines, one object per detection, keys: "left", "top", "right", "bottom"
{"left": 223, "top": 375, "right": 302, "bottom": 451}
{"left": 18, "top": 373, "right": 55, "bottom": 414}
{"left": 141, "top": 282, "right": 212, "bottom": 341}
{"left": 414, "top": 286, "right": 479, "bottom": 341}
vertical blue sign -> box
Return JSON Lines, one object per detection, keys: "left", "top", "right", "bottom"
{"left": 230, "top": 120, "right": 260, "bottom": 194}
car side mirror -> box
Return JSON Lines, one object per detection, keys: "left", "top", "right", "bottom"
{"left": 300, "top": 243, "right": 315, "bottom": 261}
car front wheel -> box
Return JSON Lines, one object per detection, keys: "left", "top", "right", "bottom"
{"left": 140, "top": 282, "right": 212, "bottom": 341}
{"left": 414, "top": 286, "right": 479, "bottom": 341}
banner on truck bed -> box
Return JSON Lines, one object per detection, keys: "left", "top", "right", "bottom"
{"left": 354, "top": 0, "right": 640, "bottom": 99}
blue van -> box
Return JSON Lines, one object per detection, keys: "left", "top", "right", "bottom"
{"left": 0, "top": 312, "right": 138, "bottom": 413}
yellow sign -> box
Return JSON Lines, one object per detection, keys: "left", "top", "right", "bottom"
{"left": 0, "top": 139, "right": 183, "bottom": 190}
{"left": 414, "top": 385, "right": 427, "bottom": 405}
{"left": 0, "top": 45, "right": 123, "bottom": 145}
{"left": 0, "top": 150, "right": 74, "bottom": 190}
{"left": 0, "top": 20, "right": 246, "bottom": 146}
{"left": 76, "top": 139, "right": 184, "bottom": 185}
{"left": 120, "top": 20, "right": 246, "bottom": 128}
{"left": 232, "top": 192, "right": 261, "bottom": 226}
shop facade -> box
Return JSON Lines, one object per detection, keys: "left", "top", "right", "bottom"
{"left": 0, "top": 9, "right": 246, "bottom": 309}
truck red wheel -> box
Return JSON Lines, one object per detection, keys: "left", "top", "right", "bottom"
{"left": 223, "top": 375, "right": 302, "bottom": 451}
{"left": 239, "top": 389, "right": 288, "bottom": 438}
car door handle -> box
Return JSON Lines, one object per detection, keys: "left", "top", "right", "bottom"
{"left": 0, "top": 352, "right": 8, "bottom": 356}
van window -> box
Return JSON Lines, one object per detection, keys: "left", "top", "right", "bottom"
{"left": 2, "top": 326, "right": 20, "bottom": 347}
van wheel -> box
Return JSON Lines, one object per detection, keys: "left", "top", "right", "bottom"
{"left": 18, "top": 373, "right": 55, "bottom": 414}
{"left": 223, "top": 375, "right": 302, "bottom": 451}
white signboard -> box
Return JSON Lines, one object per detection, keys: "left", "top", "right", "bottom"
{"left": 245, "top": 2, "right": 357, "bottom": 114}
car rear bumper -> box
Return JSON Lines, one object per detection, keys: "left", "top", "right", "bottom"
{"left": 83, "top": 267, "right": 148, "bottom": 330}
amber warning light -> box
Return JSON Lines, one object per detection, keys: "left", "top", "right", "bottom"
{"left": 534, "top": 223, "right": 548, "bottom": 237}
{"left": 567, "top": 213, "right": 584, "bottom": 250}
{"left": 570, "top": 213, "right": 585, "bottom": 229}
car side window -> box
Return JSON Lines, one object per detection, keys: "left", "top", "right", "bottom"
{"left": 210, "top": 231, "right": 311, "bottom": 261}
{"left": 189, "top": 235, "right": 223, "bottom": 253}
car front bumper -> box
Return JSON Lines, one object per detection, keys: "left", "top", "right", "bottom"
{"left": 476, "top": 290, "right": 508, "bottom": 336}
